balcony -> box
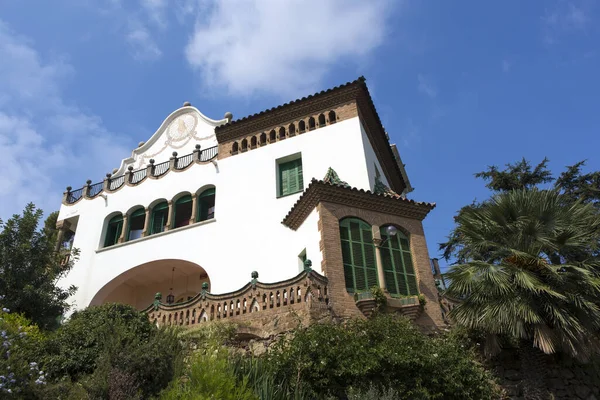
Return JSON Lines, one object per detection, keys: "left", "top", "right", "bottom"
{"left": 63, "top": 145, "right": 218, "bottom": 205}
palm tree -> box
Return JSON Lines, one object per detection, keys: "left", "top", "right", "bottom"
{"left": 445, "top": 189, "right": 600, "bottom": 361}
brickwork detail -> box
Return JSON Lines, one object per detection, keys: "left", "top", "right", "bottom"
{"left": 218, "top": 102, "right": 357, "bottom": 160}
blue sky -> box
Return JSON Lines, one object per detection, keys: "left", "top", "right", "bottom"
{"left": 1, "top": 1, "right": 598, "bottom": 271}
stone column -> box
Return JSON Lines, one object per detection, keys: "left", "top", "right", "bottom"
{"left": 189, "top": 193, "right": 198, "bottom": 224}
{"left": 141, "top": 207, "right": 151, "bottom": 237}
{"left": 165, "top": 200, "right": 173, "bottom": 231}
{"left": 372, "top": 225, "right": 387, "bottom": 291}
{"left": 118, "top": 214, "right": 129, "bottom": 243}
{"left": 54, "top": 220, "right": 71, "bottom": 252}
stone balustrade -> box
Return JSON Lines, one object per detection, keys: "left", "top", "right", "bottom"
{"left": 144, "top": 269, "right": 330, "bottom": 334}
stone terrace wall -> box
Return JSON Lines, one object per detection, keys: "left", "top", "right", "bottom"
{"left": 491, "top": 349, "right": 600, "bottom": 399}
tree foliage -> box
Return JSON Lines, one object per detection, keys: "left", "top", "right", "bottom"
{"left": 444, "top": 190, "right": 600, "bottom": 360}
{"left": 0, "top": 204, "right": 76, "bottom": 330}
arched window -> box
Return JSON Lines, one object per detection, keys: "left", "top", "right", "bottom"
{"left": 231, "top": 142, "right": 239, "bottom": 153}
{"left": 260, "top": 132, "right": 267, "bottom": 145}
{"left": 318, "top": 113, "right": 326, "bottom": 126}
{"left": 104, "top": 214, "right": 123, "bottom": 248}
{"left": 197, "top": 187, "right": 216, "bottom": 222}
{"left": 127, "top": 207, "right": 145, "bottom": 241}
{"left": 308, "top": 117, "right": 316, "bottom": 130}
{"left": 288, "top": 123, "right": 296, "bottom": 136}
{"left": 269, "top": 130, "right": 276, "bottom": 142}
{"left": 278, "top": 127, "right": 286, "bottom": 140}
{"left": 328, "top": 110, "right": 336, "bottom": 124}
{"left": 380, "top": 225, "right": 418, "bottom": 296}
{"left": 250, "top": 136, "right": 257, "bottom": 149}
{"left": 298, "top": 120, "right": 306, "bottom": 133}
{"left": 241, "top": 138, "right": 248, "bottom": 151}
{"left": 173, "top": 195, "right": 192, "bottom": 228}
{"left": 150, "top": 201, "right": 168, "bottom": 235}
{"left": 339, "top": 218, "right": 378, "bottom": 293}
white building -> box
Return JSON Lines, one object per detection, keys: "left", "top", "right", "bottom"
{"left": 56, "top": 77, "right": 444, "bottom": 328}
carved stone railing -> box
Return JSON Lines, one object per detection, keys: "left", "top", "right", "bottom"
{"left": 144, "top": 269, "right": 329, "bottom": 330}
{"left": 63, "top": 145, "right": 218, "bottom": 205}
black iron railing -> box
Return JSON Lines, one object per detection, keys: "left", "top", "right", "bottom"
{"left": 131, "top": 169, "right": 147, "bottom": 184}
{"left": 176, "top": 154, "right": 193, "bottom": 170}
{"left": 67, "top": 188, "right": 84, "bottom": 203}
{"left": 64, "top": 145, "right": 218, "bottom": 204}
{"left": 153, "top": 160, "right": 170, "bottom": 177}
{"left": 88, "top": 182, "right": 104, "bottom": 198}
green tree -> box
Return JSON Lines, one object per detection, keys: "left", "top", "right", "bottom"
{"left": 0, "top": 203, "right": 76, "bottom": 330}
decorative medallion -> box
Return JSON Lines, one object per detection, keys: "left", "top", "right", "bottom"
{"left": 167, "top": 114, "right": 198, "bottom": 142}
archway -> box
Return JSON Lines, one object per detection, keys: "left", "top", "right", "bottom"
{"left": 90, "top": 259, "right": 210, "bottom": 310}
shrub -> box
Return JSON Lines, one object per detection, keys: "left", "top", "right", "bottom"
{"left": 0, "top": 298, "right": 50, "bottom": 398}
{"left": 41, "top": 303, "right": 182, "bottom": 399}
{"left": 160, "top": 332, "right": 256, "bottom": 400}
{"left": 267, "top": 314, "right": 501, "bottom": 399}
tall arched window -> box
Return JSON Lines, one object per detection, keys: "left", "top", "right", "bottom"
{"left": 380, "top": 225, "right": 418, "bottom": 296}
{"left": 231, "top": 142, "right": 239, "bottom": 153}
{"left": 308, "top": 117, "right": 316, "bottom": 130}
{"left": 104, "top": 214, "right": 123, "bottom": 248}
{"left": 288, "top": 123, "right": 296, "bottom": 136}
{"left": 269, "top": 130, "right": 276, "bottom": 142}
{"left": 278, "top": 127, "right": 286, "bottom": 140}
{"left": 339, "top": 218, "right": 378, "bottom": 293}
{"left": 197, "top": 188, "right": 216, "bottom": 222}
{"left": 150, "top": 201, "right": 168, "bottom": 235}
{"left": 127, "top": 207, "right": 145, "bottom": 241}
{"left": 260, "top": 132, "right": 267, "bottom": 145}
{"left": 173, "top": 195, "right": 192, "bottom": 228}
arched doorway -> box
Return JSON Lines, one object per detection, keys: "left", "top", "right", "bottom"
{"left": 90, "top": 259, "right": 210, "bottom": 310}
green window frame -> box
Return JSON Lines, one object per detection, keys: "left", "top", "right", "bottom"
{"left": 339, "top": 218, "right": 378, "bottom": 293}
{"left": 173, "top": 195, "right": 192, "bottom": 228}
{"left": 150, "top": 202, "right": 168, "bottom": 235}
{"left": 278, "top": 158, "right": 303, "bottom": 197}
{"left": 104, "top": 215, "right": 123, "bottom": 248}
{"left": 380, "top": 226, "right": 418, "bottom": 296}
{"left": 127, "top": 207, "right": 146, "bottom": 241}
{"left": 197, "top": 188, "right": 216, "bottom": 222}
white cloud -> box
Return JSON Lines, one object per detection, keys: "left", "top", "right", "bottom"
{"left": 126, "top": 20, "right": 162, "bottom": 61}
{"left": 0, "top": 20, "right": 130, "bottom": 220}
{"left": 542, "top": 1, "right": 591, "bottom": 44}
{"left": 185, "top": 0, "right": 392, "bottom": 97}
{"left": 417, "top": 74, "right": 437, "bottom": 98}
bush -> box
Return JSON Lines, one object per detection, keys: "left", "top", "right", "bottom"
{"left": 160, "top": 323, "right": 256, "bottom": 400}
{"left": 267, "top": 314, "right": 501, "bottom": 399}
{"left": 0, "top": 307, "right": 48, "bottom": 398}
{"left": 41, "top": 303, "right": 182, "bottom": 399}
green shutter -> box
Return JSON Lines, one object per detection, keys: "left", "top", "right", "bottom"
{"left": 150, "top": 202, "right": 168, "bottom": 235}
{"left": 279, "top": 158, "right": 303, "bottom": 196}
{"left": 104, "top": 215, "right": 123, "bottom": 247}
{"left": 380, "top": 227, "right": 418, "bottom": 296}
{"left": 339, "top": 218, "right": 377, "bottom": 294}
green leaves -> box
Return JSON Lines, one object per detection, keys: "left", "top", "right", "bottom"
{"left": 0, "top": 204, "right": 76, "bottom": 330}
{"left": 444, "top": 189, "right": 600, "bottom": 360}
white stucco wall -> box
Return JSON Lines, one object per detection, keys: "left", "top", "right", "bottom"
{"left": 360, "top": 122, "right": 389, "bottom": 190}
{"left": 58, "top": 111, "right": 383, "bottom": 311}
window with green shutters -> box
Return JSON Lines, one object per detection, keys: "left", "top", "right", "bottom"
{"left": 127, "top": 207, "right": 145, "bottom": 241}
{"left": 197, "top": 188, "right": 216, "bottom": 222}
{"left": 278, "top": 158, "right": 303, "bottom": 197}
{"left": 150, "top": 202, "right": 168, "bottom": 235}
{"left": 104, "top": 215, "right": 123, "bottom": 248}
{"left": 173, "top": 195, "right": 192, "bottom": 228}
{"left": 339, "top": 218, "right": 378, "bottom": 293}
{"left": 380, "top": 225, "right": 418, "bottom": 296}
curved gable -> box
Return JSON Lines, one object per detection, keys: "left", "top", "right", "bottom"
{"left": 114, "top": 106, "right": 228, "bottom": 175}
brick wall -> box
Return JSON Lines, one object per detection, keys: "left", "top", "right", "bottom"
{"left": 317, "top": 201, "right": 445, "bottom": 328}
